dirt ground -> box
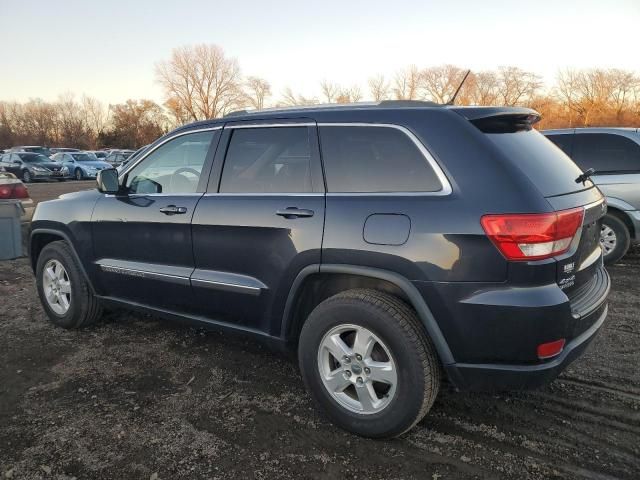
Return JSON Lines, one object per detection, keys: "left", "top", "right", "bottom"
{"left": 1, "top": 182, "right": 639, "bottom": 479}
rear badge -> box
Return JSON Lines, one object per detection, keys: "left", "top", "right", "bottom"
{"left": 558, "top": 275, "right": 576, "bottom": 290}
{"left": 563, "top": 262, "right": 575, "bottom": 274}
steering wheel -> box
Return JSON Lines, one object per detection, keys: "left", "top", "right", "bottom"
{"left": 169, "top": 167, "right": 200, "bottom": 192}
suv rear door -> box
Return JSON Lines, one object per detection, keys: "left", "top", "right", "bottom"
{"left": 190, "top": 120, "right": 325, "bottom": 336}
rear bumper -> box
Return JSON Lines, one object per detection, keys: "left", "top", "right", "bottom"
{"left": 444, "top": 303, "right": 607, "bottom": 391}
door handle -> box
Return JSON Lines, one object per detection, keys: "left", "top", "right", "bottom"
{"left": 276, "top": 207, "right": 315, "bottom": 219}
{"left": 159, "top": 205, "right": 187, "bottom": 215}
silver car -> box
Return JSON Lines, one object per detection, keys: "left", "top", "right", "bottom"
{"left": 544, "top": 127, "right": 640, "bottom": 263}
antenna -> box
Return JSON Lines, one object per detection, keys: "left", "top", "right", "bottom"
{"left": 446, "top": 69, "right": 471, "bottom": 105}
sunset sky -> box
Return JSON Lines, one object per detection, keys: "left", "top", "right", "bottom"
{"left": 0, "top": 0, "right": 638, "bottom": 105}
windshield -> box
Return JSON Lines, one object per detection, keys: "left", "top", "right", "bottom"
{"left": 22, "top": 154, "right": 50, "bottom": 163}
{"left": 94, "top": 152, "right": 106, "bottom": 158}
{"left": 71, "top": 153, "right": 94, "bottom": 162}
{"left": 24, "top": 147, "right": 51, "bottom": 155}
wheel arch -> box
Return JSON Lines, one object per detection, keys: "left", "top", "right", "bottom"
{"left": 281, "top": 264, "right": 455, "bottom": 365}
{"left": 30, "top": 228, "right": 96, "bottom": 293}
{"left": 605, "top": 205, "right": 635, "bottom": 240}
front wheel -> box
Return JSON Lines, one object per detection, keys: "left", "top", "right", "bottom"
{"left": 35, "top": 241, "right": 102, "bottom": 329}
{"left": 74, "top": 168, "right": 83, "bottom": 180}
{"left": 298, "top": 289, "right": 440, "bottom": 438}
{"left": 600, "top": 213, "right": 630, "bottom": 265}
{"left": 22, "top": 170, "right": 32, "bottom": 183}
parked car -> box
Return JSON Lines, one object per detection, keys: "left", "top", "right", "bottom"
{"left": 9, "top": 145, "right": 52, "bottom": 157}
{"left": 0, "top": 171, "right": 33, "bottom": 221}
{"left": 29, "top": 102, "right": 609, "bottom": 438}
{"left": 50, "top": 152, "right": 111, "bottom": 180}
{"left": 543, "top": 127, "right": 640, "bottom": 264}
{"left": 116, "top": 145, "right": 149, "bottom": 172}
{"left": 87, "top": 150, "right": 108, "bottom": 161}
{"left": 49, "top": 147, "right": 81, "bottom": 156}
{"left": 105, "top": 150, "right": 135, "bottom": 167}
{"left": 0, "top": 152, "right": 70, "bottom": 182}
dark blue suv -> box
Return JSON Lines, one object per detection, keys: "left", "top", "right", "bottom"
{"left": 29, "top": 102, "right": 610, "bottom": 438}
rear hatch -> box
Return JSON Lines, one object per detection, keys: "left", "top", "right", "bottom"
{"left": 457, "top": 108, "right": 606, "bottom": 318}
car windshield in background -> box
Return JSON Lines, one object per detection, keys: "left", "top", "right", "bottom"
{"left": 24, "top": 147, "right": 50, "bottom": 155}
{"left": 21, "top": 154, "right": 50, "bottom": 163}
{"left": 71, "top": 153, "right": 94, "bottom": 162}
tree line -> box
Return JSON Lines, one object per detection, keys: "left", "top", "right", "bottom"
{"left": 2, "top": 43, "right": 639, "bottom": 149}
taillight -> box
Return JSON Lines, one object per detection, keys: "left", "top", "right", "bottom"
{"left": 0, "top": 183, "right": 29, "bottom": 199}
{"left": 481, "top": 207, "right": 584, "bottom": 261}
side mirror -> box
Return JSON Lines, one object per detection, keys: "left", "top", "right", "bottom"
{"left": 96, "top": 168, "right": 120, "bottom": 194}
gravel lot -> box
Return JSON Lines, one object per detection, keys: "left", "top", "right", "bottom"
{"left": 1, "top": 182, "right": 639, "bottom": 479}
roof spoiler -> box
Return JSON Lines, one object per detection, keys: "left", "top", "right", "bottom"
{"left": 451, "top": 107, "right": 541, "bottom": 133}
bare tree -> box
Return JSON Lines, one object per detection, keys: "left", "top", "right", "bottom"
{"left": 467, "top": 71, "right": 500, "bottom": 106}
{"left": 279, "top": 87, "right": 318, "bottom": 107}
{"left": 393, "top": 66, "right": 421, "bottom": 100}
{"left": 245, "top": 76, "right": 271, "bottom": 110}
{"left": 320, "top": 80, "right": 340, "bottom": 103}
{"left": 368, "top": 75, "right": 390, "bottom": 101}
{"left": 81, "top": 96, "right": 108, "bottom": 147}
{"left": 155, "top": 44, "right": 245, "bottom": 122}
{"left": 420, "top": 65, "right": 468, "bottom": 104}
{"left": 497, "top": 66, "right": 542, "bottom": 106}
{"left": 335, "top": 85, "right": 362, "bottom": 103}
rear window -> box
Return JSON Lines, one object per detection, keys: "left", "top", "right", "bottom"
{"left": 572, "top": 133, "right": 640, "bottom": 173}
{"left": 319, "top": 126, "right": 442, "bottom": 193}
{"left": 486, "top": 129, "right": 589, "bottom": 197}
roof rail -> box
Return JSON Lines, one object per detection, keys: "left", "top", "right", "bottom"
{"left": 377, "top": 100, "right": 441, "bottom": 107}
{"left": 224, "top": 100, "right": 442, "bottom": 118}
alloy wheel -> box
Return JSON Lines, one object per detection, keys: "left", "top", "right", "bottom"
{"left": 600, "top": 224, "right": 617, "bottom": 255}
{"left": 42, "top": 259, "right": 71, "bottom": 315}
{"left": 317, "top": 324, "right": 397, "bottom": 414}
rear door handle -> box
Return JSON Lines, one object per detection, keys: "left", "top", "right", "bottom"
{"left": 276, "top": 207, "right": 314, "bottom": 219}
{"left": 159, "top": 205, "right": 187, "bottom": 215}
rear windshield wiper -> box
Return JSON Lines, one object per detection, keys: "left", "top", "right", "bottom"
{"left": 575, "top": 168, "right": 595, "bottom": 185}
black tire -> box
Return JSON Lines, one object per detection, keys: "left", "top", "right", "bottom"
{"left": 22, "top": 170, "right": 32, "bottom": 183}
{"left": 74, "top": 168, "right": 83, "bottom": 180}
{"left": 35, "top": 241, "right": 102, "bottom": 329}
{"left": 601, "top": 213, "right": 630, "bottom": 265}
{"left": 298, "top": 289, "right": 440, "bottom": 438}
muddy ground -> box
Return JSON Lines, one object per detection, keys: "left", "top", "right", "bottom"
{"left": 1, "top": 182, "right": 639, "bottom": 479}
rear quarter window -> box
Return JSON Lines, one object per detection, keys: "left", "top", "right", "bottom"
{"left": 571, "top": 133, "right": 640, "bottom": 173}
{"left": 319, "top": 125, "right": 443, "bottom": 193}
{"left": 486, "top": 129, "right": 589, "bottom": 197}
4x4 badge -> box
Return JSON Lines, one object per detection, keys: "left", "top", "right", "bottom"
{"left": 563, "top": 262, "right": 575, "bottom": 274}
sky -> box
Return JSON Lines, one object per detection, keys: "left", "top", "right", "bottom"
{"left": 0, "top": 0, "right": 638, "bottom": 106}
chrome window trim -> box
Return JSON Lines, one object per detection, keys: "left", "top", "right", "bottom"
{"left": 118, "top": 126, "right": 222, "bottom": 179}
{"left": 202, "top": 192, "right": 324, "bottom": 197}
{"left": 226, "top": 122, "right": 315, "bottom": 129}
{"left": 317, "top": 122, "right": 453, "bottom": 196}
{"left": 104, "top": 192, "right": 203, "bottom": 198}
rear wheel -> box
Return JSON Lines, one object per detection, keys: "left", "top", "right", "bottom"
{"left": 298, "top": 289, "right": 440, "bottom": 438}
{"left": 600, "top": 213, "right": 630, "bottom": 264}
{"left": 36, "top": 241, "right": 102, "bottom": 328}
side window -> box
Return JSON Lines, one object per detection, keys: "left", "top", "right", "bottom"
{"left": 126, "top": 130, "right": 214, "bottom": 194}
{"left": 546, "top": 134, "right": 573, "bottom": 156}
{"left": 319, "top": 126, "right": 442, "bottom": 193}
{"left": 572, "top": 133, "right": 640, "bottom": 173}
{"left": 220, "top": 127, "right": 312, "bottom": 193}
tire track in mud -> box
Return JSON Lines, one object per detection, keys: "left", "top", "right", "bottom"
{"left": 559, "top": 376, "right": 640, "bottom": 401}
{"left": 411, "top": 413, "right": 628, "bottom": 480}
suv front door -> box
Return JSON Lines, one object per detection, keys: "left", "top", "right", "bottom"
{"left": 190, "top": 121, "right": 325, "bottom": 336}
{"left": 91, "top": 128, "right": 220, "bottom": 310}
